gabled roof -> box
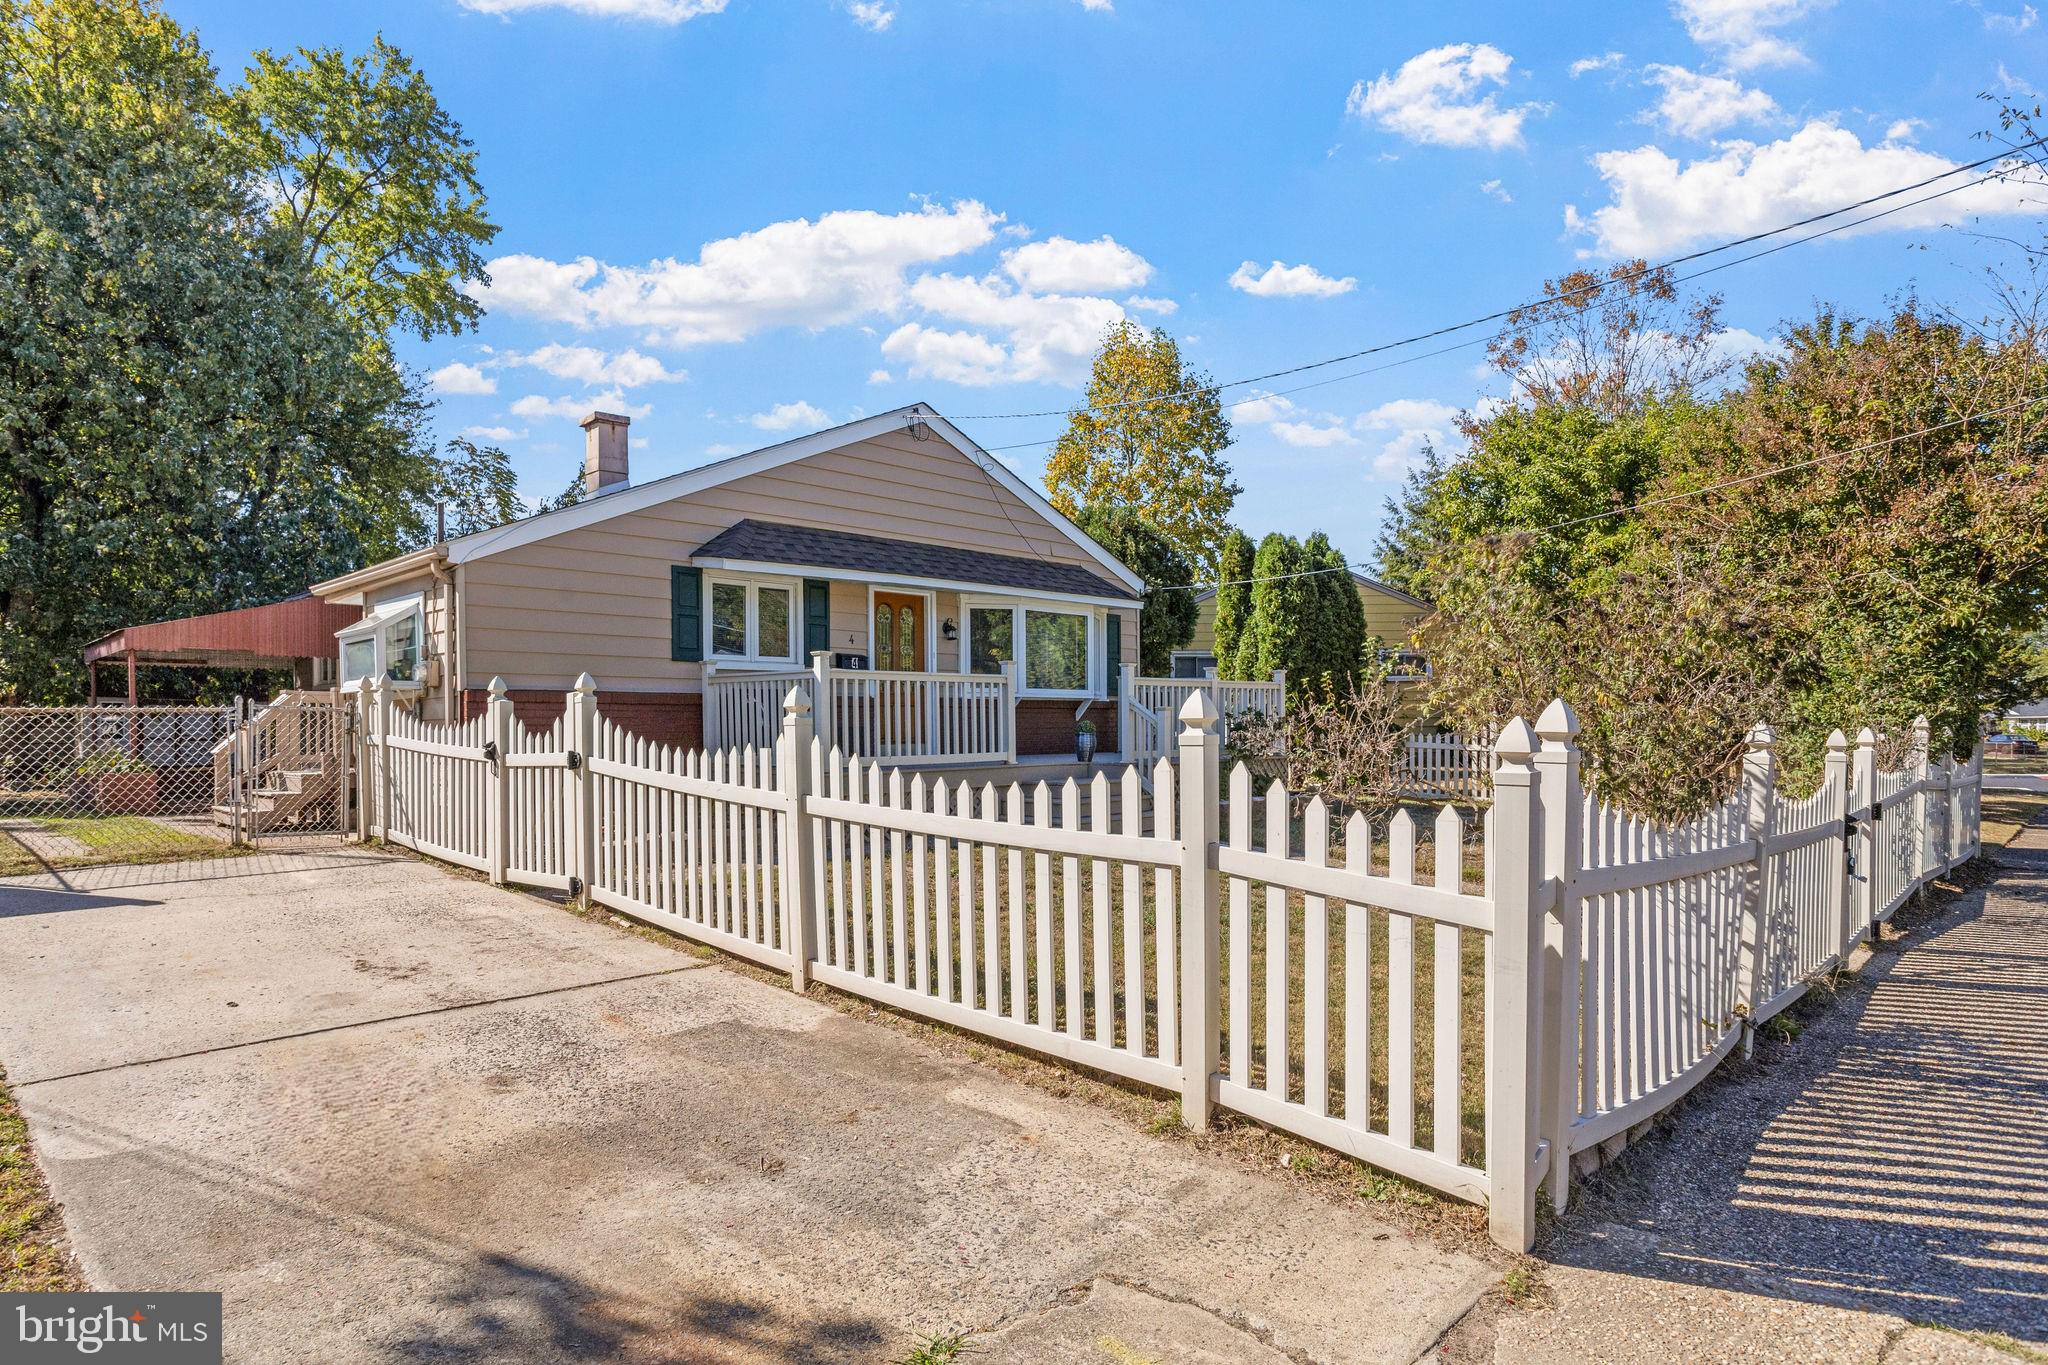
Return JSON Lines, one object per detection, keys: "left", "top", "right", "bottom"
{"left": 325, "top": 405, "right": 1142, "bottom": 596}
{"left": 1193, "top": 568, "right": 1430, "bottom": 609}
{"left": 695, "top": 519, "right": 1135, "bottom": 602}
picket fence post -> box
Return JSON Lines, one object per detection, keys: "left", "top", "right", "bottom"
{"left": 352, "top": 683, "right": 374, "bottom": 840}
{"left": 1853, "top": 727, "right": 1879, "bottom": 942}
{"left": 1824, "top": 729, "right": 1851, "bottom": 965}
{"left": 567, "top": 673, "right": 598, "bottom": 904}
{"left": 1485, "top": 717, "right": 1543, "bottom": 1254}
{"left": 809, "top": 652, "right": 834, "bottom": 754}
{"left": 486, "top": 677, "right": 513, "bottom": 885}
{"left": 1176, "top": 689, "right": 1222, "bottom": 1130}
{"left": 1911, "top": 714, "right": 1932, "bottom": 896}
{"left": 779, "top": 685, "right": 817, "bottom": 991}
{"left": 1117, "top": 662, "right": 1135, "bottom": 763}
{"left": 371, "top": 676, "right": 393, "bottom": 842}
{"left": 1733, "top": 723, "right": 1777, "bottom": 1052}
{"left": 1533, "top": 698, "right": 1581, "bottom": 1218}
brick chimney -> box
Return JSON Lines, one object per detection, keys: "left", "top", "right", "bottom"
{"left": 580, "top": 411, "right": 630, "bottom": 496}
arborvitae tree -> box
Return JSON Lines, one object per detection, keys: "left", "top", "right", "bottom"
{"left": 1212, "top": 528, "right": 1255, "bottom": 678}
{"left": 1302, "top": 532, "right": 1366, "bottom": 689}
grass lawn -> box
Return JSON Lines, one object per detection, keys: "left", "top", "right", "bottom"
{"left": 1979, "top": 789, "right": 2048, "bottom": 847}
{"left": 1, "top": 1066, "right": 79, "bottom": 1291}
{"left": 1982, "top": 754, "right": 2048, "bottom": 775}
{"left": 0, "top": 815, "right": 233, "bottom": 877}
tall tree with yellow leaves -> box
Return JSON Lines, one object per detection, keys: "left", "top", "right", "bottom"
{"left": 1044, "top": 322, "right": 1240, "bottom": 571}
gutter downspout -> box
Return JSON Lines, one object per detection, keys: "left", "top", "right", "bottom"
{"left": 454, "top": 562, "right": 469, "bottom": 722}
{"left": 429, "top": 554, "right": 455, "bottom": 723}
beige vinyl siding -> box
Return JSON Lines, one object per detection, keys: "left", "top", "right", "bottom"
{"left": 1181, "top": 581, "right": 1428, "bottom": 662}
{"left": 458, "top": 431, "right": 1125, "bottom": 692}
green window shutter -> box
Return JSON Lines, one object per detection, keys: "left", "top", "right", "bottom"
{"left": 671, "top": 566, "right": 703, "bottom": 661}
{"left": 1106, "top": 612, "right": 1123, "bottom": 695}
{"left": 803, "top": 579, "right": 832, "bottom": 658}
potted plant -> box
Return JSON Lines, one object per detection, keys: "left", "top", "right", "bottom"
{"left": 1075, "top": 718, "right": 1098, "bottom": 765}
{"left": 70, "top": 751, "right": 158, "bottom": 814}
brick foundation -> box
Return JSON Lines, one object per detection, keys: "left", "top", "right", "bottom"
{"left": 461, "top": 687, "right": 702, "bottom": 751}
{"left": 1015, "top": 698, "right": 1119, "bottom": 757}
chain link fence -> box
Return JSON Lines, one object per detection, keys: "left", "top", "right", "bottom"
{"left": 0, "top": 695, "right": 353, "bottom": 875}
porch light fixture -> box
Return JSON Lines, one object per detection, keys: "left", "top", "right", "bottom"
{"left": 942, "top": 617, "right": 958, "bottom": 641}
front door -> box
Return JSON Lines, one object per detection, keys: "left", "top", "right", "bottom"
{"left": 872, "top": 592, "right": 926, "bottom": 751}
{"left": 872, "top": 592, "right": 925, "bottom": 672}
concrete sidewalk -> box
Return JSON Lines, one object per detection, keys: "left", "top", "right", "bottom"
{"left": 0, "top": 847, "right": 1494, "bottom": 1364}
{"left": 1456, "top": 824, "right": 2048, "bottom": 1364}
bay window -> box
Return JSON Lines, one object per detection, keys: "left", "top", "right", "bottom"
{"left": 706, "top": 574, "right": 799, "bottom": 666}
{"left": 966, "top": 600, "right": 1094, "bottom": 696}
{"left": 338, "top": 597, "right": 425, "bottom": 688}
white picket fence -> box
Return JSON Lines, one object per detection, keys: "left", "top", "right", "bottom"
{"left": 1402, "top": 730, "right": 1492, "bottom": 800}
{"left": 355, "top": 676, "right": 1982, "bottom": 1253}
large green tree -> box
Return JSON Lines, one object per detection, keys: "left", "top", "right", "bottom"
{"left": 1234, "top": 532, "right": 1364, "bottom": 696}
{"left": 1044, "top": 321, "right": 1240, "bottom": 571}
{"left": 1074, "top": 504, "right": 1197, "bottom": 675}
{"left": 0, "top": 0, "right": 487, "bottom": 700}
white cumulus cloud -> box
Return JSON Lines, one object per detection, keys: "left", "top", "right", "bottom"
{"left": 879, "top": 325, "right": 1014, "bottom": 387}
{"left": 1346, "top": 43, "right": 1540, "bottom": 149}
{"left": 748, "top": 400, "right": 832, "bottom": 432}
{"left": 1642, "top": 63, "right": 1779, "bottom": 136}
{"left": 902, "top": 272, "right": 1129, "bottom": 385}
{"left": 470, "top": 201, "right": 1004, "bottom": 345}
{"left": 1358, "top": 399, "right": 1464, "bottom": 479}
{"left": 510, "top": 390, "right": 653, "bottom": 422}
{"left": 847, "top": 0, "right": 894, "bottom": 30}
{"left": 458, "top": 0, "right": 727, "bottom": 21}
{"left": 1479, "top": 178, "right": 1513, "bottom": 204}
{"left": 460, "top": 425, "right": 527, "bottom": 443}
{"left": 1570, "top": 51, "right": 1625, "bottom": 77}
{"left": 1000, "top": 235, "right": 1154, "bottom": 294}
{"left": 1566, "top": 121, "right": 2044, "bottom": 257}
{"left": 1673, "top": 0, "right": 1827, "bottom": 70}
{"left": 510, "top": 344, "right": 684, "bottom": 388}
{"left": 430, "top": 362, "right": 497, "bottom": 396}
{"left": 1228, "top": 259, "right": 1357, "bottom": 298}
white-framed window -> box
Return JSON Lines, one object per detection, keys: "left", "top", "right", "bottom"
{"left": 705, "top": 573, "right": 800, "bottom": 667}
{"left": 963, "top": 599, "right": 1096, "bottom": 697}
{"left": 339, "top": 597, "right": 426, "bottom": 688}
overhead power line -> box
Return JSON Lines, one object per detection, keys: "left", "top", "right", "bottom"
{"left": 951, "top": 137, "right": 2047, "bottom": 427}
{"left": 972, "top": 166, "right": 2017, "bottom": 459}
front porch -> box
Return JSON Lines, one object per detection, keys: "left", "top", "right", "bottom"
{"left": 704, "top": 656, "right": 1285, "bottom": 772}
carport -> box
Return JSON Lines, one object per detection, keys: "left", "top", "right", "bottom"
{"left": 82, "top": 594, "right": 361, "bottom": 703}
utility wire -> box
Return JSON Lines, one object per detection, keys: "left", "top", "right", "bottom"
{"left": 975, "top": 168, "right": 2015, "bottom": 458}
{"left": 952, "top": 138, "right": 2047, "bottom": 425}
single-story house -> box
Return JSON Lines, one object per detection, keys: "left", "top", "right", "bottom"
{"left": 1169, "top": 570, "right": 1432, "bottom": 679}
{"left": 310, "top": 405, "right": 1145, "bottom": 763}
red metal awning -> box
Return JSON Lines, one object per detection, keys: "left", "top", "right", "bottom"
{"left": 83, "top": 595, "right": 363, "bottom": 670}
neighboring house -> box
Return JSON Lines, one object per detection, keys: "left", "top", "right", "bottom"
{"left": 1171, "top": 571, "right": 1432, "bottom": 679}
{"left": 310, "top": 406, "right": 1145, "bottom": 762}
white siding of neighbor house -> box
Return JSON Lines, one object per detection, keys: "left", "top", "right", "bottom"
{"left": 452, "top": 429, "right": 1135, "bottom": 693}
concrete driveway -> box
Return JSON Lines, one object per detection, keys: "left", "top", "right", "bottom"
{"left": 0, "top": 847, "right": 1494, "bottom": 1364}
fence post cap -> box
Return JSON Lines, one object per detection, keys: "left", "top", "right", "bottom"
{"left": 1825, "top": 727, "right": 1849, "bottom": 754}
{"left": 1178, "top": 688, "right": 1220, "bottom": 730}
{"left": 368, "top": 675, "right": 386, "bottom": 698}
{"left": 1912, "top": 714, "right": 1931, "bottom": 736}
{"left": 1493, "top": 716, "right": 1537, "bottom": 763}
{"left": 1746, "top": 722, "right": 1776, "bottom": 750}
{"left": 572, "top": 672, "right": 598, "bottom": 696}
{"left": 487, "top": 676, "right": 508, "bottom": 699}
{"left": 1856, "top": 725, "right": 1879, "bottom": 747}
{"left": 1535, "top": 697, "right": 1580, "bottom": 741}
{"left": 782, "top": 685, "right": 812, "bottom": 716}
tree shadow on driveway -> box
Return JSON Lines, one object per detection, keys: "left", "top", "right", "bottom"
{"left": 1546, "top": 861, "right": 2048, "bottom": 1345}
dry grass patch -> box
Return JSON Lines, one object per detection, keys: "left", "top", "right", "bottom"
{"left": 1, "top": 1066, "right": 80, "bottom": 1292}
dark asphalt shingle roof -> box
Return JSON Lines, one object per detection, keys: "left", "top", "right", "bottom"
{"left": 693, "top": 519, "right": 1136, "bottom": 601}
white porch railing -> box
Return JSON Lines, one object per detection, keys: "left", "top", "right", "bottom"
{"left": 1124, "top": 667, "right": 1286, "bottom": 762}
{"left": 707, "top": 656, "right": 1015, "bottom": 766}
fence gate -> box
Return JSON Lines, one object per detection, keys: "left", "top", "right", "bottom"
{"left": 226, "top": 691, "right": 353, "bottom": 843}
{"left": 0, "top": 704, "right": 237, "bottom": 875}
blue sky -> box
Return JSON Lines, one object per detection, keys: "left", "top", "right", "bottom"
{"left": 170, "top": 0, "right": 2044, "bottom": 565}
